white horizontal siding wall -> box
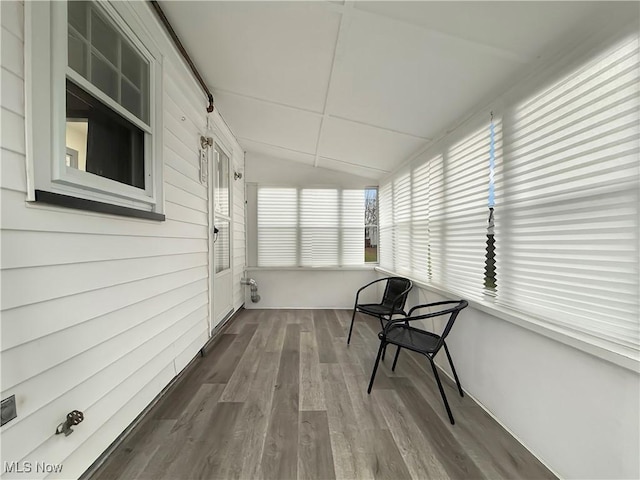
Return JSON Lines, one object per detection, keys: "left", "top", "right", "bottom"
{"left": 232, "top": 152, "right": 246, "bottom": 311}
{"left": 0, "top": 1, "right": 243, "bottom": 478}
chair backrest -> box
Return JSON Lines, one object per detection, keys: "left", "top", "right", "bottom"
{"left": 381, "top": 277, "right": 412, "bottom": 311}
{"left": 405, "top": 300, "right": 468, "bottom": 352}
{"left": 438, "top": 300, "right": 468, "bottom": 348}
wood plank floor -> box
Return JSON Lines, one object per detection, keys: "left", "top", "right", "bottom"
{"left": 91, "top": 309, "right": 556, "bottom": 480}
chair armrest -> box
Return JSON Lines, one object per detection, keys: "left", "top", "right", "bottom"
{"left": 382, "top": 300, "right": 468, "bottom": 335}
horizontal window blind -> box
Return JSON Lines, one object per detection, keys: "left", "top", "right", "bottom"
{"left": 379, "top": 182, "right": 394, "bottom": 270}
{"left": 258, "top": 188, "right": 298, "bottom": 267}
{"left": 393, "top": 172, "right": 412, "bottom": 275}
{"left": 378, "top": 32, "right": 639, "bottom": 357}
{"left": 443, "top": 125, "right": 496, "bottom": 299}
{"left": 257, "top": 187, "right": 365, "bottom": 267}
{"left": 496, "top": 34, "right": 640, "bottom": 351}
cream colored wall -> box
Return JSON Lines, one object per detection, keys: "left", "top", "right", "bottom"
{"left": 65, "top": 121, "right": 87, "bottom": 170}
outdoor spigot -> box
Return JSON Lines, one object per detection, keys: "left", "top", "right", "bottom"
{"left": 55, "top": 410, "right": 84, "bottom": 436}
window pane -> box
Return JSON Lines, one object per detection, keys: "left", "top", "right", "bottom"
{"left": 364, "top": 188, "right": 378, "bottom": 263}
{"left": 68, "top": 31, "right": 87, "bottom": 78}
{"left": 68, "top": 1, "right": 88, "bottom": 38}
{"left": 91, "top": 10, "right": 118, "bottom": 65}
{"left": 91, "top": 52, "right": 118, "bottom": 101}
{"left": 215, "top": 220, "right": 231, "bottom": 274}
{"left": 66, "top": 80, "right": 145, "bottom": 189}
{"left": 121, "top": 41, "right": 143, "bottom": 87}
{"left": 215, "top": 146, "right": 230, "bottom": 216}
{"left": 121, "top": 78, "right": 142, "bottom": 119}
{"left": 68, "top": 2, "right": 150, "bottom": 124}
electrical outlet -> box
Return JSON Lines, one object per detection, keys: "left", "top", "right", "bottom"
{"left": 1, "top": 395, "right": 17, "bottom": 426}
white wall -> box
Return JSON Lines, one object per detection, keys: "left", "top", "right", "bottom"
{"left": 244, "top": 269, "right": 377, "bottom": 309}
{"left": 404, "top": 285, "right": 640, "bottom": 480}
{"left": 232, "top": 152, "right": 246, "bottom": 312}
{"left": 245, "top": 152, "right": 376, "bottom": 188}
{"left": 0, "top": 1, "right": 243, "bottom": 478}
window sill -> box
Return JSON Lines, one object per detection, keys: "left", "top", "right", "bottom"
{"left": 375, "top": 267, "right": 640, "bottom": 373}
{"left": 34, "top": 190, "right": 165, "bottom": 221}
{"left": 246, "top": 265, "right": 378, "bottom": 272}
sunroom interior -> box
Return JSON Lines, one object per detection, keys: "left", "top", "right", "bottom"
{"left": 1, "top": 1, "right": 639, "bottom": 479}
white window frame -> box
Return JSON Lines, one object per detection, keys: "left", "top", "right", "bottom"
{"left": 25, "top": 1, "right": 164, "bottom": 214}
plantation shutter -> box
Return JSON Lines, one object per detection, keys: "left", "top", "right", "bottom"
{"left": 496, "top": 34, "right": 640, "bottom": 351}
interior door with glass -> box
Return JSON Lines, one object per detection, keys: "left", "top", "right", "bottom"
{"left": 212, "top": 143, "right": 233, "bottom": 329}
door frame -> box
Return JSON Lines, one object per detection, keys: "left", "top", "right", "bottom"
{"left": 209, "top": 138, "right": 234, "bottom": 332}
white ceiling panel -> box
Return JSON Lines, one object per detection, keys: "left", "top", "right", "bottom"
{"left": 159, "top": 0, "right": 620, "bottom": 178}
{"left": 327, "top": 10, "right": 522, "bottom": 139}
{"left": 317, "top": 157, "right": 386, "bottom": 181}
{"left": 318, "top": 117, "right": 427, "bottom": 172}
{"left": 239, "top": 139, "right": 316, "bottom": 167}
{"left": 160, "top": 1, "right": 341, "bottom": 111}
{"left": 354, "top": 2, "right": 610, "bottom": 60}
{"left": 214, "top": 91, "right": 322, "bottom": 155}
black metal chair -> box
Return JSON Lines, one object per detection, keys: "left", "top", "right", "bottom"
{"left": 367, "top": 300, "right": 469, "bottom": 425}
{"left": 347, "top": 277, "right": 412, "bottom": 346}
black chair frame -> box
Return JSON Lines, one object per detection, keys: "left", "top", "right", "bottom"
{"left": 346, "top": 277, "right": 413, "bottom": 348}
{"left": 367, "top": 300, "right": 468, "bottom": 425}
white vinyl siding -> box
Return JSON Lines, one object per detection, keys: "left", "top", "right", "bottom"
{"left": 0, "top": 2, "right": 242, "bottom": 477}
{"left": 233, "top": 154, "right": 246, "bottom": 311}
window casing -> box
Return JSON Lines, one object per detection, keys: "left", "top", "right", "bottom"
{"left": 26, "top": 1, "right": 163, "bottom": 215}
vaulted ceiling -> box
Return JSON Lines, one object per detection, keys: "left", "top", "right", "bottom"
{"left": 160, "top": 1, "right": 610, "bottom": 179}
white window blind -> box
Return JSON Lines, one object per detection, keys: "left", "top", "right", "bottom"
{"left": 257, "top": 187, "right": 365, "bottom": 267}
{"left": 496, "top": 34, "right": 640, "bottom": 352}
{"left": 379, "top": 182, "right": 394, "bottom": 269}
{"left": 443, "top": 123, "right": 502, "bottom": 300}
{"left": 393, "top": 172, "right": 412, "bottom": 275}
{"left": 258, "top": 188, "right": 298, "bottom": 267}
{"left": 411, "top": 162, "right": 430, "bottom": 281}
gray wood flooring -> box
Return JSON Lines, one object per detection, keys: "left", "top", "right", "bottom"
{"left": 91, "top": 309, "right": 556, "bottom": 480}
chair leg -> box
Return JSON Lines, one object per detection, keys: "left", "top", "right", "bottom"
{"left": 367, "top": 342, "right": 385, "bottom": 394}
{"left": 428, "top": 358, "right": 455, "bottom": 425}
{"left": 347, "top": 306, "right": 357, "bottom": 345}
{"left": 443, "top": 342, "right": 464, "bottom": 397}
{"left": 380, "top": 316, "right": 388, "bottom": 360}
{"left": 392, "top": 346, "right": 401, "bottom": 371}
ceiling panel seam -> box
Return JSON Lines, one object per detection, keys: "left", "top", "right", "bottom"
{"left": 314, "top": 1, "right": 355, "bottom": 168}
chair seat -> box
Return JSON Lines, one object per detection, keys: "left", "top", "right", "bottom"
{"left": 380, "top": 325, "right": 440, "bottom": 354}
{"left": 357, "top": 303, "right": 406, "bottom": 317}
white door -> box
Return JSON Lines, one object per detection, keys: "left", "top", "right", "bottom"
{"left": 211, "top": 143, "right": 233, "bottom": 330}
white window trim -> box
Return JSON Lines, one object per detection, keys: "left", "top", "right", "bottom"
{"left": 25, "top": 0, "right": 164, "bottom": 214}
